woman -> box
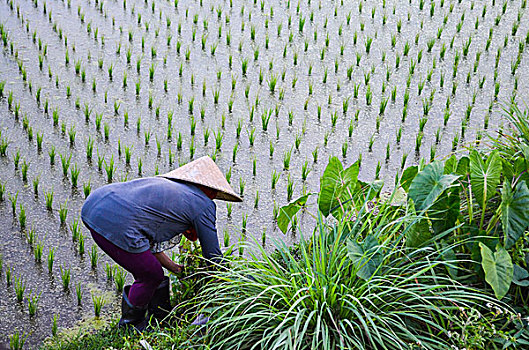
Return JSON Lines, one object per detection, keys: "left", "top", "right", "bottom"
{"left": 81, "top": 156, "right": 242, "bottom": 330}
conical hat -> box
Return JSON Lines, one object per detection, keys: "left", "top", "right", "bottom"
{"left": 158, "top": 156, "right": 242, "bottom": 202}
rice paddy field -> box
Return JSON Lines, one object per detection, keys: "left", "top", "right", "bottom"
{"left": 0, "top": 0, "right": 528, "bottom": 346}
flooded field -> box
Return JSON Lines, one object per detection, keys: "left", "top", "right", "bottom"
{"left": 0, "top": 0, "right": 528, "bottom": 346}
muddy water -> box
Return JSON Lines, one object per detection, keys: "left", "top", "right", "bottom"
{"left": 0, "top": 0, "right": 528, "bottom": 346}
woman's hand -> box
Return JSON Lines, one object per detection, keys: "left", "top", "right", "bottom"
{"left": 153, "top": 252, "right": 184, "bottom": 274}
{"left": 170, "top": 263, "right": 184, "bottom": 274}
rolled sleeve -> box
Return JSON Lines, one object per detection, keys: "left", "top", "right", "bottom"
{"left": 193, "top": 202, "right": 222, "bottom": 263}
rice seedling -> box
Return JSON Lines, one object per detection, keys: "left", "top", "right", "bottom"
{"left": 247, "top": 155, "right": 255, "bottom": 177}
{"left": 60, "top": 153, "right": 71, "bottom": 177}
{"left": 69, "top": 163, "right": 80, "bottom": 187}
{"left": 91, "top": 293, "right": 106, "bottom": 318}
{"left": 20, "top": 160, "right": 29, "bottom": 182}
{"left": 5, "top": 264, "right": 11, "bottom": 286}
{"left": 59, "top": 265, "right": 71, "bottom": 290}
{"left": 341, "top": 140, "right": 348, "bottom": 158}
{"left": 13, "top": 150, "right": 20, "bottom": 169}
{"left": 379, "top": 97, "right": 388, "bottom": 115}
{"left": 286, "top": 175, "right": 295, "bottom": 201}
{"left": 215, "top": 131, "right": 224, "bottom": 151}
{"left": 113, "top": 266, "right": 126, "bottom": 292}
{"left": 14, "top": 275, "right": 26, "bottom": 302}
{"left": 89, "top": 245, "right": 98, "bottom": 269}
{"left": 366, "top": 85, "right": 372, "bottom": 105}
{"left": 59, "top": 201, "right": 68, "bottom": 224}
{"left": 290, "top": 132, "right": 301, "bottom": 152}
{"left": 375, "top": 161, "right": 382, "bottom": 179}
{"left": 25, "top": 226, "right": 37, "bottom": 247}
{"left": 232, "top": 143, "right": 239, "bottom": 163}
{"left": 51, "top": 314, "right": 58, "bottom": 337}
{"left": 104, "top": 155, "right": 115, "bottom": 182}
{"left": 28, "top": 291, "right": 40, "bottom": 316}
{"left": 70, "top": 218, "right": 81, "bottom": 242}
{"left": 236, "top": 176, "right": 247, "bottom": 199}
{"left": 107, "top": 62, "right": 114, "bottom": 80}
{"left": 34, "top": 240, "right": 43, "bottom": 262}
{"left": 75, "top": 282, "right": 82, "bottom": 305}
{"left": 415, "top": 132, "right": 424, "bottom": 152}
{"left": 283, "top": 149, "right": 292, "bottom": 170}
{"left": 324, "top": 132, "right": 330, "bottom": 147}
{"left": 8, "top": 192, "right": 17, "bottom": 216}
{"left": 0, "top": 137, "right": 8, "bottom": 156}
{"left": 5, "top": 90, "right": 14, "bottom": 111}
{"left": 47, "top": 248, "right": 55, "bottom": 273}
{"left": 101, "top": 262, "right": 113, "bottom": 282}
{"left": 9, "top": 331, "right": 27, "bottom": 350}
{"left": 365, "top": 36, "right": 373, "bottom": 54}
{"left": 18, "top": 204, "right": 26, "bottom": 229}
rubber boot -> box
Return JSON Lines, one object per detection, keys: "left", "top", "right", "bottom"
{"left": 147, "top": 276, "right": 172, "bottom": 324}
{"left": 118, "top": 285, "right": 148, "bottom": 332}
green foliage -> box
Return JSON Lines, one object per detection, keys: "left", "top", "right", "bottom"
{"left": 317, "top": 157, "right": 359, "bottom": 218}
{"left": 193, "top": 210, "right": 508, "bottom": 350}
{"left": 408, "top": 161, "right": 459, "bottom": 212}
{"left": 277, "top": 194, "right": 309, "bottom": 233}
{"left": 346, "top": 234, "right": 382, "bottom": 280}
{"left": 480, "top": 243, "right": 513, "bottom": 300}
{"left": 9, "top": 331, "right": 27, "bottom": 350}
{"left": 501, "top": 180, "right": 529, "bottom": 249}
{"left": 470, "top": 150, "right": 502, "bottom": 228}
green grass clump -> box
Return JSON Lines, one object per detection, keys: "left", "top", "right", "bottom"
{"left": 192, "top": 208, "right": 510, "bottom": 350}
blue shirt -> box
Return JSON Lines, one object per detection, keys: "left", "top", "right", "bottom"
{"left": 81, "top": 177, "right": 220, "bottom": 258}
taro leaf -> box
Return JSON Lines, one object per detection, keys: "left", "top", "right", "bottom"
{"left": 429, "top": 187, "right": 461, "bottom": 235}
{"left": 456, "top": 156, "right": 470, "bottom": 177}
{"left": 512, "top": 264, "right": 529, "bottom": 287}
{"left": 318, "top": 157, "right": 359, "bottom": 217}
{"left": 346, "top": 234, "right": 382, "bottom": 280}
{"left": 502, "top": 158, "right": 515, "bottom": 183}
{"left": 479, "top": 243, "right": 513, "bottom": 300}
{"left": 408, "top": 161, "right": 460, "bottom": 212}
{"left": 400, "top": 166, "right": 418, "bottom": 192}
{"left": 469, "top": 232, "right": 498, "bottom": 277}
{"left": 405, "top": 218, "right": 431, "bottom": 248}
{"left": 521, "top": 144, "right": 529, "bottom": 162}
{"left": 501, "top": 180, "right": 529, "bottom": 249}
{"left": 379, "top": 187, "right": 407, "bottom": 207}
{"left": 444, "top": 155, "right": 457, "bottom": 175}
{"left": 470, "top": 150, "right": 502, "bottom": 209}
{"left": 318, "top": 157, "right": 344, "bottom": 217}
{"left": 361, "top": 179, "right": 384, "bottom": 202}
{"left": 503, "top": 157, "right": 529, "bottom": 185}
{"left": 277, "top": 194, "right": 310, "bottom": 234}
{"left": 445, "top": 155, "right": 469, "bottom": 177}
{"left": 514, "top": 157, "right": 527, "bottom": 176}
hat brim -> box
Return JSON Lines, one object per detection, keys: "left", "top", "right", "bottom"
{"left": 158, "top": 156, "right": 243, "bottom": 202}
{"left": 161, "top": 177, "right": 243, "bottom": 202}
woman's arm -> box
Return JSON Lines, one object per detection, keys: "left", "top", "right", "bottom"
{"left": 153, "top": 252, "right": 183, "bottom": 274}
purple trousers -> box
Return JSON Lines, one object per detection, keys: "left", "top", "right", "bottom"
{"left": 88, "top": 227, "right": 165, "bottom": 307}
